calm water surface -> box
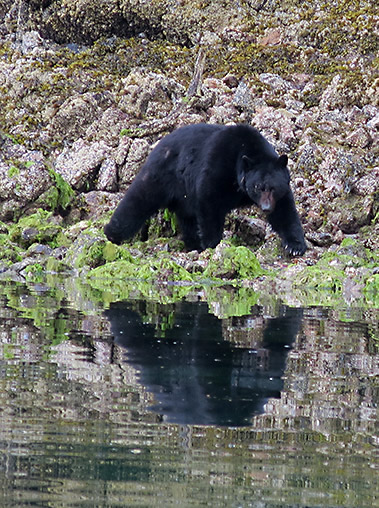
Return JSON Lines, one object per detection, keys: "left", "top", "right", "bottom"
{"left": 0, "top": 278, "right": 377, "bottom": 507}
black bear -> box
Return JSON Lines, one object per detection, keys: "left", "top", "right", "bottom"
{"left": 104, "top": 123, "right": 306, "bottom": 255}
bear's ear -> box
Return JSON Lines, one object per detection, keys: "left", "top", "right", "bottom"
{"left": 242, "top": 155, "right": 253, "bottom": 171}
{"left": 277, "top": 154, "right": 288, "bottom": 168}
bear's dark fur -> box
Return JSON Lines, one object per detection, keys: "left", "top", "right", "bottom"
{"left": 104, "top": 123, "right": 307, "bottom": 255}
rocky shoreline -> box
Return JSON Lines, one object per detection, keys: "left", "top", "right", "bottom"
{"left": 0, "top": 0, "right": 378, "bottom": 307}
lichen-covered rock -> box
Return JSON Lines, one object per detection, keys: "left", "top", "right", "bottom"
{"left": 86, "top": 106, "right": 128, "bottom": 148}
{"left": 119, "top": 69, "right": 185, "bottom": 120}
{"left": 73, "top": 191, "right": 123, "bottom": 222}
{"left": 7, "top": 0, "right": 251, "bottom": 46}
{"left": 97, "top": 159, "right": 118, "bottom": 192}
{"left": 118, "top": 138, "right": 150, "bottom": 188}
{"left": 329, "top": 195, "right": 374, "bottom": 234}
{"left": 251, "top": 107, "right": 298, "bottom": 151}
{"left": 353, "top": 168, "right": 379, "bottom": 197}
{"left": 0, "top": 142, "right": 52, "bottom": 220}
{"left": 54, "top": 139, "right": 111, "bottom": 189}
{"left": 47, "top": 92, "right": 114, "bottom": 144}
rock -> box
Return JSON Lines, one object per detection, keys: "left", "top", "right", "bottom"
{"left": 252, "top": 107, "right": 297, "bottom": 151}
{"left": 294, "top": 142, "right": 319, "bottom": 174}
{"left": 118, "top": 138, "right": 150, "bottom": 188}
{"left": 307, "top": 232, "right": 334, "bottom": 247}
{"left": 0, "top": 143, "right": 52, "bottom": 220}
{"left": 329, "top": 195, "right": 374, "bottom": 234}
{"left": 114, "top": 136, "right": 133, "bottom": 166}
{"left": 233, "top": 81, "right": 254, "bottom": 117}
{"left": 97, "top": 158, "right": 118, "bottom": 192}
{"left": 227, "top": 212, "right": 266, "bottom": 246}
{"left": 75, "top": 191, "right": 123, "bottom": 221}
{"left": 86, "top": 106, "right": 127, "bottom": 147}
{"left": 319, "top": 75, "right": 343, "bottom": 110}
{"left": 259, "top": 29, "right": 282, "bottom": 47}
{"left": 119, "top": 69, "right": 185, "bottom": 120}
{"left": 222, "top": 74, "right": 239, "bottom": 89}
{"left": 353, "top": 168, "right": 379, "bottom": 196}
{"left": 54, "top": 139, "right": 111, "bottom": 189}
{"left": 9, "top": 210, "right": 63, "bottom": 248}
{"left": 47, "top": 92, "right": 110, "bottom": 144}
{"left": 63, "top": 227, "right": 107, "bottom": 270}
{"left": 367, "top": 112, "right": 379, "bottom": 130}
{"left": 12, "top": 0, "right": 251, "bottom": 46}
{"left": 345, "top": 127, "right": 372, "bottom": 148}
{"left": 21, "top": 227, "right": 40, "bottom": 245}
{"left": 27, "top": 243, "right": 53, "bottom": 257}
{"left": 259, "top": 73, "right": 294, "bottom": 93}
{"left": 20, "top": 30, "right": 45, "bottom": 54}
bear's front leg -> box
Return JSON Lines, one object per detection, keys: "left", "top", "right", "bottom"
{"left": 268, "top": 191, "right": 307, "bottom": 256}
{"left": 175, "top": 214, "right": 202, "bottom": 251}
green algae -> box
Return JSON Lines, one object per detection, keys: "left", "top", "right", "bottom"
{"left": 36, "top": 168, "right": 75, "bottom": 214}
{"left": 203, "top": 245, "right": 265, "bottom": 280}
{"left": 295, "top": 262, "right": 346, "bottom": 292}
{"left": 88, "top": 254, "right": 194, "bottom": 283}
{"left": 0, "top": 234, "right": 23, "bottom": 265}
{"left": 23, "top": 263, "right": 45, "bottom": 278}
{"left": 364, "top": 274, "right": 379, "bottom": 308}
{"left": 8, "top": 209, "right": 62, "bottom": 248}
{"left": 289, "top": 241, "right": 379, "bottom": 308}
{"left": 162, "top": 209, "right": 178, "bottom": 235}
{"left": 47, "top": 167, "right": 75, "bottom": 211}
{"left": 84, "top": 241, "right": 266, "bottom": 310}
{"left": 87, "top": 241, "right": 264, "bottom": 284}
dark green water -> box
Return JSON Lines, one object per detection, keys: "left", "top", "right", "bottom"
{"left": 0, "top": 278, "right": 377, "bottom": 507}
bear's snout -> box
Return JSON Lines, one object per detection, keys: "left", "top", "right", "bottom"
{"left": 259, "top": 191, "right": 275, "bottom": 213}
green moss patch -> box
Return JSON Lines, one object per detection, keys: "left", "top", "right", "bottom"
{"left": 42, "top": 167, "right": 75, "bottom": 211}
{"left": 291, "top": 241, "right": 379, "bottom": 307}
{"left": 88, "top": 254, "right": 194, "bottom": 283}
{"left": 8, "top": 210, "right": 62, "bottom": 248}
{"left": 0, "top": 234, "right": 23, "bottom": 265}
{"left": 88, "top": 242, "right": 264, "bottom": 284}
{"left": 203, "top": 245, "right": 265, "bottom": 280}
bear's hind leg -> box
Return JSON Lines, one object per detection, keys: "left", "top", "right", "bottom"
{"left": 104, "top": 174, "right": 163, "bottom": 244}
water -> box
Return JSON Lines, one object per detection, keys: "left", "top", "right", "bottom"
{"left": 0, "top": 278, "right": 377, "bottom": 507}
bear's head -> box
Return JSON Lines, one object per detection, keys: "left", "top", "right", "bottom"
{"left": 239, "top": 154, "right": 290, "bottom": 214}
{"left": 104, "top": 218, "right": 124, "bottom": 245}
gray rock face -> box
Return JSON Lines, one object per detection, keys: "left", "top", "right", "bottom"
{"left": 1, "top": 0, "right": 249, "bottom": 45}
{"left": 0, "top": 0, "right": 377, "bottom": 258}
{"left": 0, "top": 141, "right": 52, "bottom": 220}
{"left": 54, "top": 139, "right": 111, "bottom": 190}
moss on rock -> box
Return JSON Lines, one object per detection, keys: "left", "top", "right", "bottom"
{"left": 0, "top": 233, "right": 23, "bottom": 265}
{"left": 8, "top": 210, "right": 62, "bottom": 248}
{"left": 203, "top": 244, "right": 265, "bottom": 280}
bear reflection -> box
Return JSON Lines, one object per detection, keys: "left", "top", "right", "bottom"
{"left": 105, "top": 301, "right": 302, "bottom": 426}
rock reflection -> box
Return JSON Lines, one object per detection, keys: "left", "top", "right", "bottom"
{"left": 105, "top": 301, "right": 303, "bottom": 426}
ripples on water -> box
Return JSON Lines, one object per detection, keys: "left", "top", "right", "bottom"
{"left": 0, "top": 279, "right": 377, "bottom": 507}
